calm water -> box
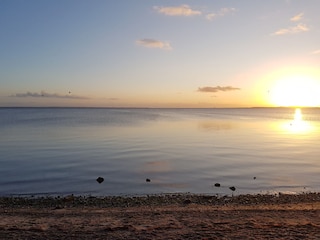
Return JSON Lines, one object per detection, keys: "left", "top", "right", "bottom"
{"left": 0, "top": 107, "right": 319, "bottom": 196}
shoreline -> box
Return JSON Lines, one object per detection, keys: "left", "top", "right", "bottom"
{"left": 1, "top": 192, "right": 320, "bottom": 209}
{"left": 1, "top": 193, "right": 319, "bottom": 239}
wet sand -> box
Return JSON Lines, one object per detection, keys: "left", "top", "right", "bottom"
{"left": 1, "top": 193, "right": 319, "bottom": 239}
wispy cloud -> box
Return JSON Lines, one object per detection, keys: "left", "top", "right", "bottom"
{"left": 154, "top": 5, "right": 201, "bottom": 16}
{"left": 272, "top": 23, "right": 309, "bottom": 35}
{"left": 136, "top": 39, "right": 172, "bottom": 50}
{"left": 311, "top": 49, "right": 320, "bottom": 55}
{"left": 205, "top": 13, "right": 217, "bottom": 21}
{"left": 206, "top": 8, "right": 237, "bottom": 21}
{"left": 272, "top": 12, "right": 309, "bottom": 36}
{"left": 290, "top": 12, "right": 304, "bottom": 22}
{"left": 198, "top": 86, "right": 241, "bottom": 93}
{"left": 11, "top": 91, "right": 89, "bottom": 99}
{"left": 154, "top": 5, "right": 236, "bottom": 21}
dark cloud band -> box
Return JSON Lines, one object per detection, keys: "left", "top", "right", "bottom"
{"left": 11, "top": 91, "right": 89, "bottom": 100}
{"left": 198, "top": 86, "right": 240, "bottom": 93}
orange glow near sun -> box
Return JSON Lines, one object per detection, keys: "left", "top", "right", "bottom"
{"left": 269, "top": 75, "right": 320, "bottom": 107}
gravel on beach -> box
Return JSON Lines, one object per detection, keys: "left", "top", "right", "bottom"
{"left": 1, "top": 192, "right": 319, "bottom": 209}
{"left": 1, "top": 192, "right": 319, "bottom": 239}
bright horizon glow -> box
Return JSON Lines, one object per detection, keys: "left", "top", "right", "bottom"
{"left": 269, "top": 75, "right": 320, "bottom": 107}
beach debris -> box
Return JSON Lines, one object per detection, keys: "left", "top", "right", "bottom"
{"left": 146, "top": 178, "right": 151, "bottom": 182}
{"left": 96, "top": 177, "right": 104, "bottom": 184}
{"left": 229, "top": 186, "right": 236, "bottom": 191}
{"left": 214, "top": 183, "right": 221, "bottom": 187}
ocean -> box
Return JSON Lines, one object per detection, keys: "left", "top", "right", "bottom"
{"left": 0, "top": 107, "right": 319, "bottom": 196}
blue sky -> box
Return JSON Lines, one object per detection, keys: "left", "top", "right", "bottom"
{"left": 1, "top": 0, "right": 320, "bottom": 107}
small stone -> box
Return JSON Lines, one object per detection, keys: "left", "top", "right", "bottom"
{"left": 146, "top": 178, "right": 151, "bottom": 182}
{"left": 183, "top": 199, "right": 192, "bottom": 204}
{"left": 253, "top": 177, "right": 256, "bottom": 180}
{"left": 229, "top": 186, "right": 236, "bottom": 191}
{"left": 96, "top": 177, "right": 104, "bottom": 184}
{"left": 214, "top": 183, "right": 221, "bottom": 187}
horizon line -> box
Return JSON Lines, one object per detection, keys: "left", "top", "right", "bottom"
{"left": 1, "top": 106, "right": 319, "bottom": 109}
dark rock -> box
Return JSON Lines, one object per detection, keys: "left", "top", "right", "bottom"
{"left": 253, "top": 177, "right": 256, "bottom": 180}
{"left": 146, "top": 178, "right": 151, "bottom": 182}
{"left": 183, "top": 199, "right": 192, "bottom": 204}
{"left": 229, "top": 186, "right": 236, "bottom": 191}
{"left": 96, "top": 177, "right": 104, "bottom": 184}
{"left": 214, "top": 183, "right": 221, "bottom": 187}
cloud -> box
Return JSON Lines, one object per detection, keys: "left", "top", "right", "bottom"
{"left": 311, "top": 49, "right": 320, "bottom": 55}
{"left": 290, "top": 13, "right": 303, "bottom": 22}
{"left": 136, "top": 39, "right": 172, "bottom": 50}
{"left": 207, "top": 8, "right": 236, "bottom": 21}
{"left": 206, "top": 8, "right": 237, "bottom": 21}
{"left": 220, "top": 8, "right": 237, "bottom": 15}
{"left": 272, "top": 23, "right": 309, "bottom": 35}
{"left": 198, "top": 86, "right": 241, "bottom": 93}
{"left": 206, "top": 13, "right": 217, "bottom": 21}
{"left": 154, "top": 5, "right": 236, "bottom": 21}
{"left": 11, "top": 91, "right": 89, "bottom": 99}
{"left": 154, "top": 5, "right": 201, "bottom": 16}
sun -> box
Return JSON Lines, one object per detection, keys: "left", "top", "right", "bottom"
{"left": 269, "top": 75, "right": 320, "bottom": 107}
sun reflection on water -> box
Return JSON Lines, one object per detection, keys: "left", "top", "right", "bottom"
{"left": 282, "top": 108, "right": 313, "bottom": 134}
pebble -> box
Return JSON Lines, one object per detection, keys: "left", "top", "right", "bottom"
{"left": 146, "top": 178, "right": 151, "bottom": 182}
{"left": 214, "top": 183, "right": 221, "bottom": 187}
{"left": 229, "top": 186, "right": 236, "bottom": 191}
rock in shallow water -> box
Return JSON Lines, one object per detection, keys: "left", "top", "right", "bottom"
{"left": 96, "top": 177, "right": 104, "bottom": 184}
{"left": 214, "top": 183, "right": 221, "bottom": 187}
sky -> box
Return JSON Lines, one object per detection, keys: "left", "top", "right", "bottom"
{"left": 1, "top": 0, "right": 320, "bottom": 108}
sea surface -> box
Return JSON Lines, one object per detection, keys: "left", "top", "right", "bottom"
{"left": 0, "top": 107, "right": 319, "bottom": 197}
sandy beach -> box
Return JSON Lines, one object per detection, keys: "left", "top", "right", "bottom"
{"left": 0, "top": 193, "right": 319, "bottom": 239}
